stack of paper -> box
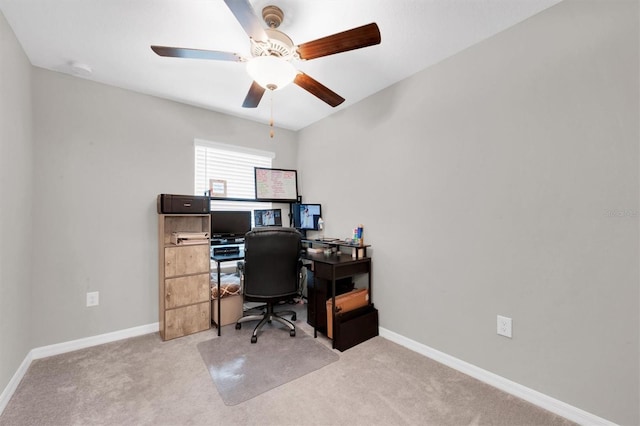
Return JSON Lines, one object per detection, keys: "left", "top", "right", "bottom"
{"left": 171, "top": 231, "right": 209, "bottom": 245}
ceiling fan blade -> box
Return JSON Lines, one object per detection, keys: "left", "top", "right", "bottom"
{"left": 297, "top": 23, "right": 381, "bottom": 60}
{"left": 223, "top": 0, "right": 269, "bottom": 43}
{"left": 242, "top": 81, "right": 266, "bottom": 108}
{"left": 294, "top": 73, "right": 345, "bottom": 107}
{"left": 151, "top": 45, "right": 243, "bottom": 62}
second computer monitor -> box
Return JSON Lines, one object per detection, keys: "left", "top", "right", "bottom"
{"left": 210, "top": 210, "right": 252, "bottom": 240}
{"left": 293, "top": 203, "right": 322, "bottom": 230}
{"left": 254, "top": 208, "right": 282, "bottom": 227}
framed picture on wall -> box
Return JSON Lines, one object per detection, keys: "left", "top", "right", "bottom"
{"left": 209, "top": 179, "right": 227, "bottom": 197}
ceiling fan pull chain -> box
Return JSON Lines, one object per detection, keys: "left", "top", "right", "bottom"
{"left": 269, "top": 91, "right": 275, "bottom": 139}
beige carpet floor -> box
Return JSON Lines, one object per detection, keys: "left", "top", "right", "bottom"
{"left": 0, "top": 303, "right": 575, "bottom": 426}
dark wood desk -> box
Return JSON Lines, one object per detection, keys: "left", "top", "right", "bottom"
{"left": 211, "top": 247, "right": 377, "bottom": 347}
{"left": 303, "top": 252, "right": 376, "bottom": 350}
{"left": 210, "top": 248, "right": 244, "bottom": 336}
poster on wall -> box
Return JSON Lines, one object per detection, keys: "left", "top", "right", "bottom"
{"left": 254, "top": 167, "right": 299, "bottom": 202}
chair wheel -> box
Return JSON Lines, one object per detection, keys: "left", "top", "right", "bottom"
{"left": 251, "top": 335, "right": 257, "bottom": 344}
{"left": 290, "top": 330, "right": 295, "bottom": 337}
{"left": 291, "top": 314, "right": 297, "bottom": 321}
{"left": 235, "top": 323, "right": 241, "bottom": 330}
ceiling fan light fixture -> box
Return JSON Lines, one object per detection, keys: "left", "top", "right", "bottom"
{"left": 246, "top": 56, "right": 297, "bottom": 91}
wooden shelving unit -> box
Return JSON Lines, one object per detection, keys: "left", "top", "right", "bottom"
{"left": 158, "top": 214, "right": 211, "bottom": 340}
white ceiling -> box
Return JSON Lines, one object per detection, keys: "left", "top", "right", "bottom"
{"left": 0, "top": 0, "right": 561, "bottom": 131}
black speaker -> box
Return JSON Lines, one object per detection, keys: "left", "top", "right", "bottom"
{"left": 157, "top": 194, "right": 210, "bottom": 214}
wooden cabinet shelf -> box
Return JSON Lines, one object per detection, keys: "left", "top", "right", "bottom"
{"left": 158, "top": 214, "right": 211, "bottom": 340}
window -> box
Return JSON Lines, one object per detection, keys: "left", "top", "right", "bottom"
{"left": 194, "top": 139, "right": 274, "bottom": 214}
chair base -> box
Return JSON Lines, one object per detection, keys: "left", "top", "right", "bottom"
{"left": 236, "top": 303, "right": 297, "bottom": 343}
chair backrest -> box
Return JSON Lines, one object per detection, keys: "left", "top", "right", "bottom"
{"left": 243, "top": 227, "right": 302, "bottom": 300}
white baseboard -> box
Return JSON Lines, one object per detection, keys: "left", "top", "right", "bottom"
{"left": 29, "top": 323, "right": 159, "bottom": 359}
{"left": 0, "top": 350, "right": 34, "bottom": 415}
{"left": 378, "top": 327, "right": 616, "bottom": 426}
{"left": 0, "top": 322, "right": 159, "bottom": 415}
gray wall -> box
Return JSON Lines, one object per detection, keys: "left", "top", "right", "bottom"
{"left": 297, "top": 0, "right": 638, "bottom": 424}
{"left": 29, "top": 69, "right": 298, "bottom": 346}
{"left": 0, "top": 12, "right": 33, "bottom": 395}
{"left": 1, "top": 1, "right": 638, "bottom": 424}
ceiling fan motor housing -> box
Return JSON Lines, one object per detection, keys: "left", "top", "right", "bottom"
{"left": 251, "top": 28, "right": 296, "bottom": 59}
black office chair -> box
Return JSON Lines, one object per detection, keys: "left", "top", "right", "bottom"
{"left": 235, "top": 227, "right": 303, "bottom": 343}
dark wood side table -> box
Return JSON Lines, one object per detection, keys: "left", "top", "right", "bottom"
{"left": 303, "top": 252, "right": 377, "bottom": 350}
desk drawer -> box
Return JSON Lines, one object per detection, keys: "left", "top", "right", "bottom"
{"left": 314, "top": 259, "right": 370, "bottom": 280}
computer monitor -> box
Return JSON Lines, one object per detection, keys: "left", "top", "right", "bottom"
{"left": 292, "top": 203, "right": 322, "bottom": 230}
{"left": 254, "top": 208, "right": 283, "bottom": 227}
{"left": 210, "top": 210, "right": 252, "bottom": 240}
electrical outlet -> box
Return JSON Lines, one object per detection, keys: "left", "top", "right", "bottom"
{"left": 86, "top": 291, "right": 99, "bottom": 307}
{"left": 497, "top": 315, "right": 512, "bottom": 338}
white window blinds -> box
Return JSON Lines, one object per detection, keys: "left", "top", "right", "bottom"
{"left": 194, "top": 139, "right": 274, "bottom": 212}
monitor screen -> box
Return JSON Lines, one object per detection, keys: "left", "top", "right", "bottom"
{"left": 292, "top": 203, "right": 322, "bottom": 230}
{"left": 254, "top": 208, "right": 283, "bottom": 227}
{"left": 210, "top": 210, "right": 252, "bottom": 239}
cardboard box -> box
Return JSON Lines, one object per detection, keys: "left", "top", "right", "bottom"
{"left": 211, "top": 294, "right": 243, "bottom": 326}
{"left": 326, "top": 288, "right": 369, "bottom": 339}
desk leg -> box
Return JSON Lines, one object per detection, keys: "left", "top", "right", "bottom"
{"left": 314, "top": 282, "right": 318, "bottom": 338}
{"left": 312, "top": 267, "right": 317, "bottom": 338}
{"left": 217, "top": 262, "right": 221, "bottom": 337}
{"left": 368, "top": 266, "right": 372, "bottom": 304}
{"left": 331, "top": 274, "right": 336, "bottom": 350}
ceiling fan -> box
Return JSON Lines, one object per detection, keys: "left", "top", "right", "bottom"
{"left": 151, "top": 0, "right": 381, "bottom": 109}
